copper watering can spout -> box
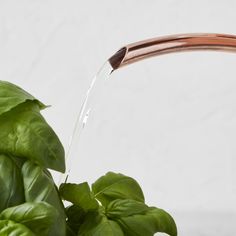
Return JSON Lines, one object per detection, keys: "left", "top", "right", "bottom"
{"left": 109, "top": 33, "right": 236, "bottom": 70}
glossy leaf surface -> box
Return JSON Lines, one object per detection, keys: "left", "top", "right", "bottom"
{"left": 0, "top": 154, "right": 25, "bottom": 212}
{"left": 106, "top": 199, "right": 149, "bottom": 218}
{"left": 0, "top": 80, "right": 45, "bottom": 116}
{"left": 0, "top": 202, "right": 58, "bottom": 236}
{"left": 0, "top": 220, "right": 35, "bottom": 236}
{"left": 0, "top": 101, "right": 65, "bottom": 172}
{"left": 60, "top": 183, "right": 98, "bottom": 211}
{"left": 116, "top": 207, "right": 177, "bottom": 236}
{"left": 22, "top": 161, "right": 66, "bottom": 236}
{"left": 92, "top": 172, "right": 144, "bottom": 206}
{"left": 79, "top": 212, "right": 124, "bottom": 236}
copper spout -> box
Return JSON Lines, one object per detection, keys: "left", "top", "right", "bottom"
{"left": 109, "top": 33, "right": 236, "bottom": 70}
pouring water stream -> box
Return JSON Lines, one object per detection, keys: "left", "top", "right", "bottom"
{"left": 58, "top": 61, "right": 113, "bottom": 184}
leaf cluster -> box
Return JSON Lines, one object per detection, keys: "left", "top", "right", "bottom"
{"left": 0, "top": 81, "right": 66, "bottom": 235}
{"left": 60, "top": 172, "right": 177, "bottom": 236}
{"left": 0, "top": 81, "right": 177, "bottom": 236}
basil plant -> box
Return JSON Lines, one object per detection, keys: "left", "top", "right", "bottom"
{"left": 0, "top": 81, "right": 177, "bottom": 236}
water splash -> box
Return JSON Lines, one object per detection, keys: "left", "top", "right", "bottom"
{"left": 58, "top": 61, "right": 113, "bottom": 184}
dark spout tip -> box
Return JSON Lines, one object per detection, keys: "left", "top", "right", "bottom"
{"left": 109, "top": 47, "right": 127, "bottom": 70}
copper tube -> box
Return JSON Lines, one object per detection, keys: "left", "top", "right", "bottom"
{"left": 109, "top": 33, "right": 236, "bottom": 70}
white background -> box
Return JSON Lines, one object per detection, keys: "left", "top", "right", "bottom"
{"left": 1, "top": 1, "right": 236, "bottom": 235}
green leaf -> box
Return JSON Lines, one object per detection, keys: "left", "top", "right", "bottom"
{"left": 79, "top": 212, "right": 124, "bottom": 236}
{"left": 106, "top": 199, "right": 149, "bottom": 218}
{"left": 0, "top": 202, "right": 58, "bottom": 236}
{"left": 0, "top": 80, "right": 46, "bottom": 116}
{"left": 0, "top": 154, "right": 25, "bottom": 212}
{"left": 116, "top": 207, "right": 177, "bottom": 236}
{"left": 0, "top": 101, "right": 65, "bottom": 172}
{"left": 22, "top": 161, "right": 66, "bottom": 236}
{"left": 92, "top": 172, "right": 144, "bottom": 206}
{"left": 0, "top": 220, "right": 35, "bottom": 236}
{"left": 60, "top": 183, "right": 99, "bottom": 211}
{"left": 65, "top": 205, "right": 87, "bottom": 235}
{"left": 147, "top": 207, "right": 177, "bottom": 236}
{"left": 22, "top": 161, "right": 65, "bottom": 213}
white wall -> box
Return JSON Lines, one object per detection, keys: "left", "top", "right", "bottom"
{"left": 1, "top": 1, "right": 236, "bottom": 235}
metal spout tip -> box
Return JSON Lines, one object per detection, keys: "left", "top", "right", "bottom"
{"left": 109, "top": 47, "right": 127, "bottom": 70}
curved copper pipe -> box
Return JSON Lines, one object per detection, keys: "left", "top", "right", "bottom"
{"left": 109, "top": 33, "right": 236, "bottom": 70}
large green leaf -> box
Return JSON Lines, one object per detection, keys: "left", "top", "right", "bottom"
{"left": 0, "top": 202, "right": 58, "bottom": 236}
{"left": 0, "top": 154, "right": 25, "bottom": 212}
{"left": 0, "top": 101, "right": 65, "bottom": 172}
{"left": 0, "top": 80, "right": 46, "bottom": 116}
{"left": 60, "top": 183, "right": 99, "bottom": 211}
{"left": 22, "top": 161, "right": 66, "bottom": 236}
{"left": 0, "top": 220, "right": 35, "bottom": 236}
{"left": 79, "top": 212, "right": 124, "bottom": 236}
{"left": 22, "top": 161, "right": 64, "bottom": 212}
{"left": 92, "top": 172, "right": 144, "bottom": 206}
{"left": 106, "top": 199, "right": 149, "bottom": 218}
{"left": 116, "top": 207, "right": 177, "bottom": 236}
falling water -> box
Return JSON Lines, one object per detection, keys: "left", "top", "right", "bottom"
{"left": 58, "top": 61, "right": 113, "bottom": 184}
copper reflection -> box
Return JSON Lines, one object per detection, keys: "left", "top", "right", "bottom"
{"left": 109, "top": 33, "right": 236, "bottom": 70}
